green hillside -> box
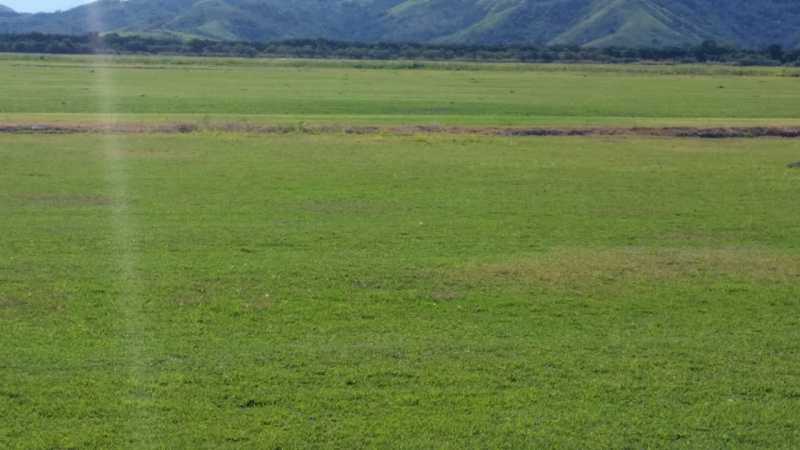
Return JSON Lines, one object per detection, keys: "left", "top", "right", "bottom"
{"left": 0, "top": 0, "right": 799, "bottom": 48}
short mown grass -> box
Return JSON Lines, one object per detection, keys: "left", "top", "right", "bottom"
{"left": 2, "top": 55, "right": 800, "bottom": 127}
{"left": 1, "top": 133, "right": 799, "bottom": 448}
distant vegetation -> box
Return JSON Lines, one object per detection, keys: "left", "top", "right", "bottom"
{"left": 1, "top": 33, "right": 799, "bottom": 66}
{"left": 1, "top": 0, "right": 800, "bottom": 49}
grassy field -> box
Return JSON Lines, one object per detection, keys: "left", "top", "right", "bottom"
{"left": 1, "top": 55, "right": 800, "bottom": 448}
{"left": 2, "top": 55, "right": 800, "bottom": 127}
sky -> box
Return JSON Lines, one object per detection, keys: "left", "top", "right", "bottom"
{"left": 2, "top": 0, "right": 92, "bottom": 13}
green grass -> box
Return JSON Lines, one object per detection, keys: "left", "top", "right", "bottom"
{"left": 1, "top": 54, "right": 800, "bottom": 127}
{"left": 5, "top": 53, "right": 800, "bottom": 76}
{"left": 2, "top": 54, "right": 800, "bottom": 448}
{"left": 2, "top": 133, "right": 800, "bottom": 448}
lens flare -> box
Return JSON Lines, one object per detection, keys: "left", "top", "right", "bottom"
{"left": 87, "top": 2, "right": 150, "bottom": 442}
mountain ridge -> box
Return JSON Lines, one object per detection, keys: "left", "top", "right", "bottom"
{"left": 0, "top": 4, "right": 17, "bottom": 16}
{"left": 0, "top": 0, "right": 799, "bottom": 49}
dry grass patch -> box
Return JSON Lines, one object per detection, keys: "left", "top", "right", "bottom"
{"left": 243, "top": 294, "right": 275, "bottom": 312}
{"left": 0, "top": 296, "right": 25, "bottom": 310}
{"left": 453, "top": 247, "right": 800, "bottom": 288}
{"left": 429, "top": 289, "right": 464, "bottom": 302}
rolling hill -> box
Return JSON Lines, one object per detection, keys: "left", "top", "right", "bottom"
{"left": 0, "top": 0, "right": 799, "bottom": 48}
{"left": 0, "top": 4, "right": 17, "bottom": 17}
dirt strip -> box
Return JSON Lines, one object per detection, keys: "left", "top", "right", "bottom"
{"left": 2, "top": 123, "right": 800, "bottom": 138}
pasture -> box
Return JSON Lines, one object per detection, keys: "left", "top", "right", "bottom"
{"left": 1, "top": 55, "right": 799, "bottom": 448}
{"left": 2, "top": 55, "right": 800, "bottom": 127}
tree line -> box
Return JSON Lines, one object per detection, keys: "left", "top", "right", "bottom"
{"left": 1, "top": 32, "right": 799, "bottom": 66}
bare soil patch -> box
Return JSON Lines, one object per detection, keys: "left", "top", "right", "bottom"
{"left": 3, "top": 122, "right": 800, "bottom": 139}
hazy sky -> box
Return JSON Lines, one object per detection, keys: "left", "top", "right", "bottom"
{"left": 3, "top": 0, "right": 92, "bottom": 13}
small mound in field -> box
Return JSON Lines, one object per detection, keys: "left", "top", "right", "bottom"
{"left": 788, "top": 161, "right": 800, "bottom": 168}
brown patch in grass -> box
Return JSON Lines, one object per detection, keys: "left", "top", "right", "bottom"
{"left": 430, "top": 290, "right": 463, "bottom": 302}
{"left": 174, "top": 284, "right": 210, "bottom": 307}
{"left": 453, "top": 247, "right": 800, "bottom": 288}
{"left": 174, "top": 295, "right": 206, "bottom": 307}
{"left": 3, "top": 122, "right": 800, "bottom": 139}
{"left": 0, "top": 123, "right": 199, "bottom": 134}
{"left": 244, "top": 294, "right": 274, "bottom": 312}
{"left": 0, "top": 296, "right": 25, "bottom": 309}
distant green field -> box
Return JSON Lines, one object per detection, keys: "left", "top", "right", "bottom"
{"left": 1, "top": 55, "right": 800, "bottom": 448}
{"left": 1, "top": 54, "right": 800, "bottom": 127}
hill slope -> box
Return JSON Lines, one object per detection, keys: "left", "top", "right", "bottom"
{"left": 0, "top": 0, "right": 798, "bottom": 48}
{"left": 0, "top": 4, "right": 17, "bottom": 17}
